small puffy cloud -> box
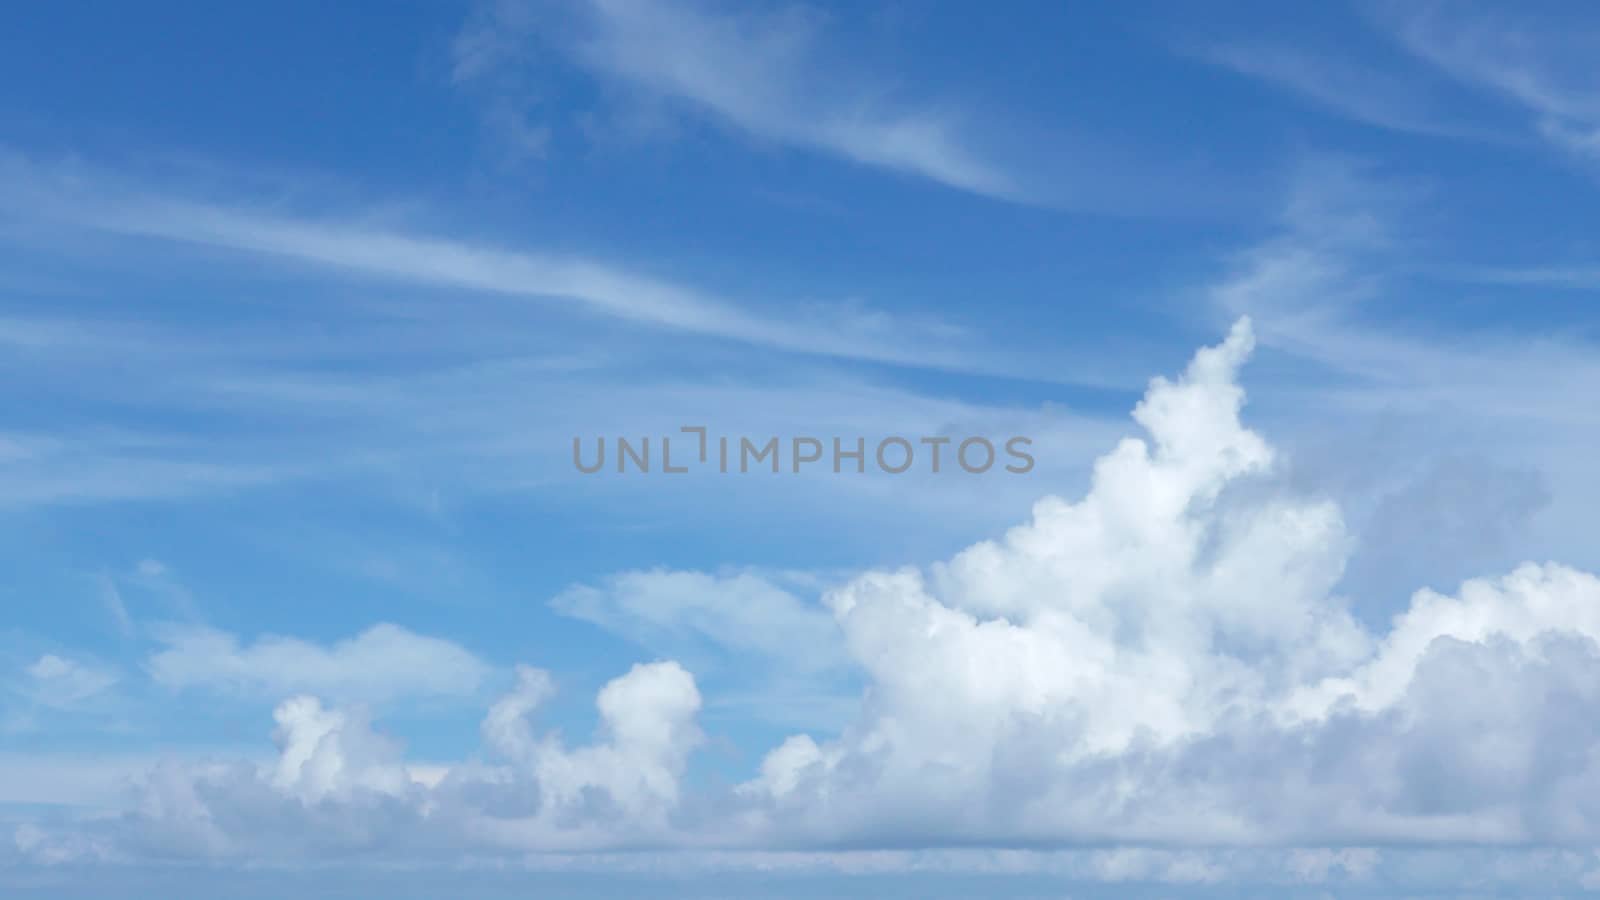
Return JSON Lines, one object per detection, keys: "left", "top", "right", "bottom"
{"left": 6, "top": 653, "right": 119, "bottom": 729}
{"left": 552, "top": 569, "right": 857, "bottom": 731}
{"left": 22, "top": 654, "right": 118, "bottom": 708}
{"left": 145, "top": 623, "right": 489, "bottom": 704}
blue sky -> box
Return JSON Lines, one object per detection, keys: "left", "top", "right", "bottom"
{"left": 7, "top": 1, "right": 1600, "bottom": 897}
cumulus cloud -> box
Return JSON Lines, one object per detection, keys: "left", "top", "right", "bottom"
{"left": 738, "top": 318, "right": 1600, "bottom": 847}
{"left": 104, "top": 659, "right": 702, "bottom": 860}
{"left": 145, "top": 623, "right": 490, "bottom": 704}
{"left": 476, "top": 661, "right": 703, "bottom": 842}
{"left": 268, "top": 697, "right": 414, "bottom": 803}
{"left": 19, "top": 319, "right": 1600, "bottom": 874}
{"left": 762, "top": 320, "right": 1361, "bottom": 763}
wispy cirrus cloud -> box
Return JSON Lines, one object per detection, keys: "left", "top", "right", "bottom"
{"left": 454, "top": 0, "right": 1020, "bottom": 200}
{"left": 1189, "top": 39, "right": 1491, "bottom": 140}
{"left": 1200, "top": 155, "right": 1600, "bottom": 600}
{"left": 1374, "top": 3, "right": 1600, "bottom": 163}
{"left": 0, "top": 151, "right": 1144, "bottom": 526}
{"left": 552, "top": 568, "right": 847, "bottom": 675}
{"left": 0, "top": 153, "right": 1044, "bottom": 379}
{"left": 1208, "top": 155, "right": 1600, "bottom": 416}
{"left": 1182, "top": 5, "right": 1600, "bottom": 161}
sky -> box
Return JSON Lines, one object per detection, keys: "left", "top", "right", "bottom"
{"left": 6, "top": 0, "right": 1600, "bottom": 897}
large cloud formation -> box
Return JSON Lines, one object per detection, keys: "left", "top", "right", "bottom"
{"left": 738, "top": 320, "right": 1600, "bottom": 848}
{"left": 17, "top": 319, "right": 1600, "bottom": 871}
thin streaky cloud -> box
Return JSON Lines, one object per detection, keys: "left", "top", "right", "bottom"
{"left": 1422, "top": 264, "right": 1600, "bottom": 290}
{"left": 457, "top": 0, "right": 1020, "bottom": 200}
{"left": 1376, "top": 4, "right": 1600, "bottom": 161}
{"left": 0, "top": 157, "right": 1097, "bottom": 383}
{"left": 1210, "top": 158, "right": 1600, "bottom": 429}
{"left": 145, "top": 622, "right": 492, "bottom": 705}
{"left": 1190, "top": 40, "right": 1489, "bottom": 140}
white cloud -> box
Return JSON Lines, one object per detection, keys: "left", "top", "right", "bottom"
{"left": 0, "top": 153, "right": 1171, "bottom": 531}
{"left": 1202, "top": 155, "right": 1600, "bottom": 596}
{"left": 0, "top": 429, "right": 291, "bottom": 509}
{"left": 1381, "top": 4, "right": 1600, "bottom": 162}
{"left": 1191, "top": 40, "right": 1482, "bottom": 139}
{"left": 99, "top": 660, "right": 701, "bottom": 860}
{"left": 3, "top": 652, "right": 120, "bottom": 734}
{"left": 146, "top": 623, "right": 490, "bottom": 704}
{"left": 1189, "top": 11, "right": 1600, "bottom": 166}
{"left": 269, "top": 696, "right": 415, "bottom": 803}
{"left": 804, "top": 319, "right": 1360, "bottom": 760}
{"left": 455, "top": 0, "right": 1017, "bottom": 199}
{"left": 22, "top": 655, "right": 118, "bottom": 708}
{"left": 551, "top": 568, "right": 847, "bottom": 675}
{"left": 481, "top": 661, "right": 702, "bottom": 835}
{"left": 734, "top": 320, "right": 1600, "bottom": 847}
{"left": 0, "top": 152, "right": 1041, "bottom": 379}
{"left": 21, "top": 318, "right": 1600, "bottom": 871}
{"left": 4, "top": 654, "right": 118, "bottom": 727}
{"left": 551, "top": 568, "right": 856, "bottom": 730}
{"left": 1207, "top": 155, "right": 1600, "bottom": 427}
